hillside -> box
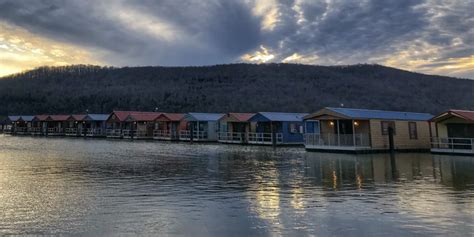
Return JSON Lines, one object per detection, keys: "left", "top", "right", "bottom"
{"left": 0, "top": 63, "right": 472, "bottom": 115}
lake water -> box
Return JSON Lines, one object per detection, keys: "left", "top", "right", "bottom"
{"left": 0, "top": 135, "right": 473, "bottom": 236}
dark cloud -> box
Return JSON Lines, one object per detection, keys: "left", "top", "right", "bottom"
{"left": 0, "top": 0, "right": 472, "bottom": 78}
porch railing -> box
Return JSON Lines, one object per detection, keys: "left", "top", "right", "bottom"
{"left": 15, "top": 127, "right": 29, "bottom": 133}
{"left": 28, "top": 127, "right": 42, "bottom": 134}
{"left": 247, "top": 132, "right": 283, "bottom": 144}
{"left": 65, "top": 128, "right": 78, "bottom": 135}
{"left": 431, "top": 137, "right": 474, "bottom": 152}
{"left": 304, "top": 133, "right": 371, "bottom": 147}
{"left": 122, "top": 129, "right": 136, "bottom": 138}
{"left": 47, "top": 127, "right": 64, "bottom": 134}
{"left": 218, "top": 132, "right": 246, "bottom": 143}
{"left": 153, "top": 130, "right": 179, "bottom": 139}
{"left": 179, "top": 130, "right": 208, "bottom": 140}
{"left": 86, "top": 128, "right": 103, "bottom": 136}
{"left": 106, "top": 129, "right": 122, "bottom": 137}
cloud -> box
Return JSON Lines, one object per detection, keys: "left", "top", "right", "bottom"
{"left": 0, "top": 0, "right": 472, "bottom": 78}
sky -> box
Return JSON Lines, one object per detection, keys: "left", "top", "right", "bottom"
{"left": 0, "top": 0, "right": 473, "bottom": 78}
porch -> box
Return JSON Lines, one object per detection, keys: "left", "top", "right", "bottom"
{"left": 106, "top": 129, "right": 122, "bottom": 138}
{"left": 218, "top": 132, "right": 247, "bottom": 144}
{"left": 304, "top": 119, "right": 372, "bottom": 151}
{"left": 153, "top": 130, "right": 179, "bottom": 140}
{"left": 431, "top": 137, "right": 474, "bottom": 155}
{"left": 247, "top": 132, "right": 283, "bottom": 145}
{"left": 179, "top": 130, "right": 208, "bottom": 141}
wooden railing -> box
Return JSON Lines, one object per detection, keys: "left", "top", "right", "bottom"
{"left": 47, "top": 127, "right": 64, "bottom": 134}
{"left": 218, "top": 132, "right": 246, "bottom": 143}
{"left": 65, "top": 128, "right": 79, "bottom": 135}
{"left": 106, "top": 129, "right": 122, "bottom": 138}
{"left": 247, "top": 132, "right": 283, "bottom": 144}
{"left": 86, "top": 128, "right": 104, "bottom": 136}
{"left": 304, "top": 133, "right": 371, "bottom": 147}
{"left": 431, "top": 137, "right": 474, "bottom": 153}
{"left": 179, "top": 130, "right": 208, "bottom": 140}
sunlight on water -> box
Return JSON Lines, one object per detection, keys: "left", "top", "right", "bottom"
{"left": 0, "top": 135, "right": 473, "bottom": 236}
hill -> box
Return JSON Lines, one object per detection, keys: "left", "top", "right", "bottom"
{"left": 0, "top": 63, "right": 472, "bottom": 115}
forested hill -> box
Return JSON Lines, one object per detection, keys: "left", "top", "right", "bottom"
{"left": 0, "top": 64, "right": 473, "bottom": 115}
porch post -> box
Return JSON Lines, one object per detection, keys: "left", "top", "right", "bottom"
{"left": 336, "top": 120, "right": 340, "bottom": 146}
{"left": 352, "top": 120, "right": 356, "bottom": 147}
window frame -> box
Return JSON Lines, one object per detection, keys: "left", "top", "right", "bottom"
{"left": 408, "top": 122, "right": 418, "bottom": 140}
{"left": 381, "top": 121, "right": 396, "bottom": 135}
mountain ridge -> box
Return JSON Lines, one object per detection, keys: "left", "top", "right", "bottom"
{"left": 0, "top": 63, "right": 472, "bottom": 115}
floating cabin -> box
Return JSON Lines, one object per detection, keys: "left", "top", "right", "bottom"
{"left": 430, "top": 109, "right": 474, "bottom": 155}
{"left": 83, "top": 114, "right": 109, "bottom": 137}
{"left": 47, "top": 115, "right": 70, "bottom": 136}
{"left": 181, "top": 113, "right": 224, "bottom": 141}
{"left": 106, "top": 111, "right": 162, "bottom": 139}
{"left": 65, "top": 115, "right": 87, "bottom": 136}
{"left": 218, "top": 113, "right": 256, "bottom": 144}
{"left": 303, "top": 107, "right": 433, "bottom": 153}
{"left": 31, "top": 115, "right": 50, "bottom": 136}
{"left": 153, "top": 113, "right": 186, "bottom": 140}
{"left": 247, "top": 112, "right": 308, "bottom": 145}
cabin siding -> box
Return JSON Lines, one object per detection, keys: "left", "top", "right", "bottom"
{"left": 370, "top": 119, "right": 430, "bottom": 150}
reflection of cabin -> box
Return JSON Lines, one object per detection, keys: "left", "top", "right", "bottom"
{"left": 66, "top": 115, "right": 87, "bottom": 136}
{"left": 430, "top": 110, "right": 474, "bottom": 155}
{"left": 153, "top": 113, "right": 186, "bottom": 140}
{"left": 218, "top": 113, "right": 255, "bottom": 144}
{"left": 180, "top": 113, "right": 224, "bottom": 141}
{"left": 304, "top": 107, "right": 433, "bottom": 152}
{"left": 248, "top": 112, "right": 308, "bottom": 145}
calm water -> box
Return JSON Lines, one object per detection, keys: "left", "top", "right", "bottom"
{"left": 0, "top": 136, "right": 473, "bottom": 236}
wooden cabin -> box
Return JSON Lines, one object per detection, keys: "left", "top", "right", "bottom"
{"left": 65, "top": 115, "right": 87, "bottom": 136}
{"left": 430, "top": 110, "right": 474, "bottom": 155}
{"left": 303, "top": 107, "right": 433, "bottom": 152}
{"left": 5, "top": 116, "right": 21, "bottom": 134}
{"left": 106, "top": 111, "right": 161, "bottom": 139}
{"left": 153, "top": 113, "right": 186, "bottom": 140}
{"left": 180, "top": 113, "right": 224, "bottom": 141}
{"left": 248, "top": 112, "right": 308, "bottom": 145}
{"left": 218, "top": 113, "right": 255, "bottom": 144}
{"left": 46, "top": 115, "right": 70, "bottom": 136}
{"left": 83, "top": 114, "right": 109, "bottom": 137}
{"left": 123, "top": 112, "right": 162, "bottom": 139}
{"left": 106, "top": 111, "right": 131, "bottom": 138}
{"left": 31, "top": 115, "right": 50, "bottom": 136}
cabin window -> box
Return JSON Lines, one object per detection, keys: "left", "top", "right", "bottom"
{"left": 381, "top": 121, "right": 396, "bottom": 135}
{"left": 409, "top": 122, "right": 418, "bottom": 139}
{"left": 289, "top": 123, "right": 300, "bottom": 134}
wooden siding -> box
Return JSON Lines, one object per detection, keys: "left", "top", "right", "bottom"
{"left": 369, "top": 119, "right": 430, "bottom": 150}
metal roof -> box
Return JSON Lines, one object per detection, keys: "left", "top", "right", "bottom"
{"left": 431, "top": 109, "right": 474, "bottom": 122}
{"left": 85, "top": 114, "right": 109, "bottom": 121}
{"left": 250, "top": 112, "right": 308, "bottom": 122}
{"left": 49, "top": 115, "right": 70, "bottom": 121}
{"left": 156, "top": 113, "right": 186, "bottom": 121}
{"left": 185, "top": 113, "right": 224, "bottom": 121}
{"left": 7, "top": 116, "right": 21, "bottom": 122}
{"left": 21, "top": 116, "right": 35, "bottom": 122}
{"left": 326, "top": 107, "right": 433, "bottom": 121}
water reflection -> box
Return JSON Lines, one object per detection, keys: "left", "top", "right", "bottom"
{"left": 0, "top": 136, "right": 472, "bottom": 236}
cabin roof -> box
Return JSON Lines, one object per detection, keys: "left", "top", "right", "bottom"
{"left": 185, "top": 113, "right": 224, "bottom": 121}
{"left": 34, "top": 115, "right": 50, "bottom": 121}
{"left": 431, "top": 109, "right": 474, "bottom": 122}
{"left": 226, "top": 113, "right": 256, "bottom": 122}
{"left": 7, "top": 115, "right": 21, "bottom": 122}
{"left": 305, "top": 107, "right": 433, "bottom": 121}
{"left": 249, "top": 112, "right": 308, "bottom": 122}
{"left": 156, "top": 113, "right": 186, "bottom": 121}
{"left": 70, "top": 114, "right": 87, "bottom": 121}
{"left": 49, "top": 115, "right": 70, "bottom": 121}
{"left": 85, "top": 114, "right": 109, "bottom": 121}
{"left": 21, "top": 116, "right": 35, "bottom": 122}
{"left": 126, "top": 112, "right": 162, "bottom": 121}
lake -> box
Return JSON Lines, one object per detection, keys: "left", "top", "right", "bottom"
{"left": 0, "top": 135, "right": 472, "bottom": 236}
